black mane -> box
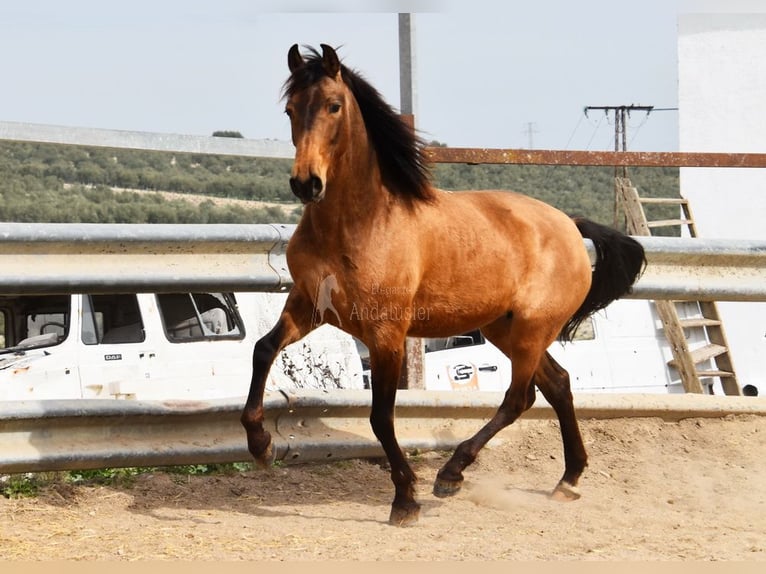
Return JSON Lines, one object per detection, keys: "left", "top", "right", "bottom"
{"left": 282, "top": 46, "right": 434, "bottom": 203}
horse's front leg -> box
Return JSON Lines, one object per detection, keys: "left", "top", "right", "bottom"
{"left": 241, "top": 293, "right": 314, "bottom": 467}
{"left": 368, "top": 340, "right": 419, "bottom": 526}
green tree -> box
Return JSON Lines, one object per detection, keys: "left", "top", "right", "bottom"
{"left": 212, "top": 130, "right": 244, "bottom": 138}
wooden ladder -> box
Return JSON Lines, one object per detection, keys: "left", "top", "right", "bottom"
{"left": 615, "top": 177, "right": 742, "bottom": 395}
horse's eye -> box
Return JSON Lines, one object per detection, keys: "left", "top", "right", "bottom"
{"left": 284, "top": 108, "right": 294, "bottom": 119}
{"left": 328, "top": 103, "right": 341, "bottom": 114}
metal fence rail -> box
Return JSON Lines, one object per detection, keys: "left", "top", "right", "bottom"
{"left": 426, "top": 147, "right": 766, "bottom": 168}
{"left": 0, "top": 222, "right": 294, "bottom": 294}
{"left": 2, "top": 222, "right": 766, "bottom": 301}
{"left": 2, "top": 390, "right": 765, "bottom": 474}
{"left": 0, "top": 120, "right": 295, "bottom": 159}
{"left": 630, "top": 236, "right": 766, "bottom": 302}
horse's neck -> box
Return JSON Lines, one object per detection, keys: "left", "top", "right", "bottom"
{"left": 302, "top": 146, "right": 391, "bottom": 242}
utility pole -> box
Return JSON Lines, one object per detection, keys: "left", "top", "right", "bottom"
{"left": 398, "top": 13, "right": 416, "bottom": 129}
{"left": 584, "top": 105, "right": 654, "bottom": 227}
{"left": 584, "top": 105, "right": 654, "bottom": 155}
{"left": 398, "top": 13, "right": 425, "bottom": 390}
{"left": 522, "top": 122, "right": 539, "bottom": 149}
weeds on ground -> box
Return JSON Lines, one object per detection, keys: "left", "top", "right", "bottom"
{"left": 1, "top": 462, "right": 255, "bottom": 499}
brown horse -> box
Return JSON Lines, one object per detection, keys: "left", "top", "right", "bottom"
{"left": 241, "top": 44, "right": 646, "bottom": 526}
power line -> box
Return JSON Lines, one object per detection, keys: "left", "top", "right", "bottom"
{"left": 564, "top": 113, "right": 585, "bottom": 150}
{"left": 585, "top": 113, "right": 605, "bottom": 150}
{"left": 628, "top": 112, "right": 652, "bottom": 148}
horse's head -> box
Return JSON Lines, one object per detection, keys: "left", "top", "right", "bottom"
{"left": 283, "top": 44, "right": 353, "bottom": 204}
{"left": 282, "top": 44, "right": 433, "bottom": 206}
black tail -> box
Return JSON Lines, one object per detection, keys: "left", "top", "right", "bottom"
{"left": 560, "top": 218, "right": 646, "bottom": 342}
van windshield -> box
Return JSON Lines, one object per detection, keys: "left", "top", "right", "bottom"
{"left": 0, "top": 295, "right": 70, "bottom": 355}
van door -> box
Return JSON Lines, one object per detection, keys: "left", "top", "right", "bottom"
{"left": 423, "top": 330, "right": 509, "bottom": 392}
{"left": 0, "top": 294, "right": 81, "bottom": 400}
{"left": 77, "top": 293, "right": 156, "bottom": 398}
{"left": 151, "top": 292, "right": 247, "bottom": 399}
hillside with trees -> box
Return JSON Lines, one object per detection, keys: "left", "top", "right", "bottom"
{"left": 0, "top": 140, "right": 679, "bottom": 230}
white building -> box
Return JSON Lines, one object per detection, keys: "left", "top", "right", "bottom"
{"left": 678, "top": 12, "right": 766, "bottom": 393}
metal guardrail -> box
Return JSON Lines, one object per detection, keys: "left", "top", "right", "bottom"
{"left": 1, "top": 222, "right": 766, "bottom": 301}
{"left": 0, "top": 222, "right": 294, "bottom": 294}
{"left": 2, "top": 390, "right": 765, "bottom": 474}
{"left": 629, "top": 236, "right": 766, "bottom": 302}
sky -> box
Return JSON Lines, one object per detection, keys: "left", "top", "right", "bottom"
{"left": 0, "top": 0, "right": 759, "bottom": 153}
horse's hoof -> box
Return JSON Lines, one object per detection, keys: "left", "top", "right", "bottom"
{"left": 549, "top": 481, "right": 581, "bottom": 502}
{"left": 388, "top": 503, "right": 420, "bottom": 527}
{"left": 252, "top": 442, "right": 274, "bottom": 469}
{"left": 432, "top": 477, "right": 463, "bottom": 498}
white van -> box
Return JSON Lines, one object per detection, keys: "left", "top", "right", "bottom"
{"left": 0, "top": 293, "right": 722, "bottom": 400}
{"left": 358, "top": 300, "right": 707, "bottom": 395}
{"left": 422, "top": 299, "right": 738, "bottom": 395}
{"left": 0, "top": 292, "right": 363, "bottom": 400}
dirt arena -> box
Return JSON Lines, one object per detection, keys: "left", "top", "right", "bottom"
{"left": 1, "top": 414, "right": 764, "bottom": 561}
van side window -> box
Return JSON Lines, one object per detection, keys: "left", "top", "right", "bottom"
{"left": 424, "top": 330, "right": 485, "bottom": 353}
{"left": 156, "top": 293, "right": 244, "bottom": 342}
{"left": 0, "top": 295, "right": 70, "bottom": 352}
{"left": 82, "top": 294, "right": 145, "bottom": 345}
{"left": 422, "top": 320, "right": 596, "bottom": 351}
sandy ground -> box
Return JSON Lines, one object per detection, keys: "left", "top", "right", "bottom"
{"left": 1, "top": 414, "right": 765, "bottom": 561}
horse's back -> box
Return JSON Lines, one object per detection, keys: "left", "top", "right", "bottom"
{"left": 408, "top": 188, "right": 592, "bottom": 328}
{"left": 427, "top": 188, "right": 587, "bottom": 263}
{"left": 436, "top": 188, "right": 577, "bottom": 231}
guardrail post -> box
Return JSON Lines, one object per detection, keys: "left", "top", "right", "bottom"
{"left": 402, "top": 337, "right": 425, "bottom": 390}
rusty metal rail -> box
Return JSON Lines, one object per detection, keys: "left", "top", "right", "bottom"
{"left": 426, "top": 147, "right": 766, "bottom": 168}
{"left": 4, "top": 120, "right": 766, "bottom": 168}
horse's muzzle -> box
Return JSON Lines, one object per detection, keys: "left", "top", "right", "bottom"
{"left": 289, "top": 175, "right": 325, "bottom": 204}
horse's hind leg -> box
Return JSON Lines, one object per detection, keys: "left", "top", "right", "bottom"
{"left": 433, "top": 317, "right": 545, "bottom": 498}
{"left": 534, "top": 351, "right": 588, "bottom": 501}
{"left": 433, "top": 382, "right": 536, "bottom": 497}
{"left": 240, "top": 293, "right": 313, "bottom": 467}
{"left": 433, "top": 335, "right": 589, "bottom": 501}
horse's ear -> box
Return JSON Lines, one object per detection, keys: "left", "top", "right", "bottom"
{"left": 288, "top": 44, "right": 304, "bottom": 73}
{"left": 320, "top": 44, "right": 341, "bottom": 79}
